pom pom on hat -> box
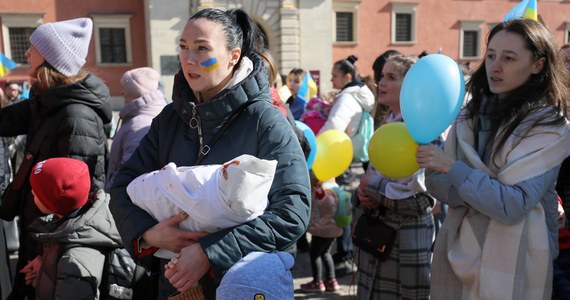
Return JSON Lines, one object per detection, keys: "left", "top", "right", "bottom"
{"left": 29, "top": 18, "right": 93, "bottom": 76}
{"left": 216, "top": 252, "right": 295, "bottom": 300}
{"left": 30, "top": 158, "right": 91, "bottom": 216}
{"left": 121, "top": 67, "right": 161, "bottom": 99}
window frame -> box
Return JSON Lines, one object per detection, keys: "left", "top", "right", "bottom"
{"left": 91, "top": 14, "right": 133, "bottom": 66}
{"left": 391, "top": 2, "right": 417, "bottom": 45}
{"left": 0, "top": 13, "right": 43, "bottom": 65}
{"left": 459, "top": 21, "right": 484, "bottom": 60}
{"left": 333, "top": 0, "right": 360, "bottom": 45}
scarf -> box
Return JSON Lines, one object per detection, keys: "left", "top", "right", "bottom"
{"left": 431, "top": 108, "right": 570, "bottom": 300}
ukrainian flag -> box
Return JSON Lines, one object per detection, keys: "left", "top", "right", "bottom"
{"left": 523, "top": 0, "right": 537, "bottom": 21}
{"left": 296, "top": 73, "right": 317, "bottom": 102}
{"left": 503, "top": 0, "right": 537, "bottom": 22}
{"left": 0, "top": 52, "right": 17, "bottom": 77}
{"left": 290, "top": 73, "right": 317, "bottom": 119}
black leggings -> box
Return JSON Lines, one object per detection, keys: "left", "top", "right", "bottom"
{"left": 309, "top": 236, "right": 336, "bottom": 282}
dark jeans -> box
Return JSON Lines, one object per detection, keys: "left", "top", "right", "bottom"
{"left": 309, "top": 236, "right": 336, "bottom": 282}
{"left": 554, "top": 249, "right": 570, "bottom": 300}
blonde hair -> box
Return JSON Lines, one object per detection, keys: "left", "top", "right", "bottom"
{"left": 32, "top": 61, "right": 87, "bottom": 94}
{"left": 386, "top": 54, "right": 418, "bottom": 78}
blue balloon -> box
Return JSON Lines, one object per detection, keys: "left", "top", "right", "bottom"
{"left": 295, "top": 121, "right": 317, "bottom": 169}
{"left": 400, "top": 54, "right": 465, "bottom": 144}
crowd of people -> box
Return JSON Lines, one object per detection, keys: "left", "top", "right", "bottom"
{"left": 0, "top": 6, "right": 570, "bottom": 300}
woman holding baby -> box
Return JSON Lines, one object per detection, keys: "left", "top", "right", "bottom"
{"left": 109, "top": 8, "right": 311, "bottom": 299}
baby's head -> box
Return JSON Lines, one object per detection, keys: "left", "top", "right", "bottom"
{"left": 30, "top": 158, "right": 91, "bottom": 217}
{"left": 219, "top": 154, "right": 277, "bottom": 216}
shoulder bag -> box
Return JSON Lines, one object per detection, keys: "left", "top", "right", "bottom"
{"left": 351, "top": 208, "right": 407, "bottom": 262}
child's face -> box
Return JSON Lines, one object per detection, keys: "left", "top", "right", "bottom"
{"left": 287, "top": 74, "right": 303, "bottom": 96}
{"left": 32, "top": 191, "right": 52, "bottom": 215}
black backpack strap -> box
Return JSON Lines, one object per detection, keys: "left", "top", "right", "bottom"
{"left": 11, "top": 117, "right": 54, "bottom": 189}
{"left": 196, "top": 100, "right": 259, "bottom": 165}
{"left": 99, "top": 249, "right": 111, "bottom": 300}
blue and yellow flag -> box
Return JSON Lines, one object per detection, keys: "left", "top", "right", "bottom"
{"left": 503, "top": 0, "right": 537, "bottom": 22}
{"left": 0, "top": 52, "right": 17, "bottom": 77}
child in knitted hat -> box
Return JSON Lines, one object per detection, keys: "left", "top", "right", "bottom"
{"left": 106, "top": 67, "right": 168, "bottom": 192}
{"left": 29, "top": 158, "right": 91, "bottom": 217}
{"left": 215, "top": 252, "right": 295, "bottom": 299}
{"left": 127, "top": 154, "right": 277, "bottom": 258}
{"left": 20, "top": 158, "right": 122, "bottom": 298}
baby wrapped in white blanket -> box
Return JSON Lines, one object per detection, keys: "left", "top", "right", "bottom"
{"left": 127, "top": 154, "right": 277, "bottom": 258}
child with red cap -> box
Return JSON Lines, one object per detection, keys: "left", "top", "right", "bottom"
{"left": 20, "top": 157, "right": 122, "bottom": 299}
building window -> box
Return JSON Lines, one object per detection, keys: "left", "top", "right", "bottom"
{"left": 99, "top": 28, "right": 127, "bottom": 63}
{"left": 92, "top": 14, "right": 132, "bottom": 65}
{"left": 460, "top": 21, "right": 483, "bottom": 60}
{"left": 462, "top": 31, "right": 478, "bottom": 58}
{"left": 336, "top": 12, "right": 353, "bottom": 42}
{"left": 333, "top": 1, "right": 360, "bottom": 44}
{"left": 395, "top": 13, "right": 412, "bottom": 42}
{"left": 391, "top": 3, "right": 417, "bottom": 44}
{"left": 8, "top": 27, "right": 36, "bottom": 64}
{"left": 0, "top": 13, "right": 43, "bottom": 65}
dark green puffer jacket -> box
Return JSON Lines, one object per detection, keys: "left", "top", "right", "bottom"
{"left": 110, "top": 54, "right": 311, "bottom": 296}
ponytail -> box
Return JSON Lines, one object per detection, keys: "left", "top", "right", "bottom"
{"left": 189, "top": 8, "right": 264, "bottom": 65}
{"left": 229, "top": 9, "right": 264, "bottom": 60}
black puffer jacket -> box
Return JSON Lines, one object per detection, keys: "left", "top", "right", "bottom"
{"left": 110, "top": 55, "right": 311, "bottom": 297}
{"left": 0, "top": 73, "right": 112, "bottom": 227}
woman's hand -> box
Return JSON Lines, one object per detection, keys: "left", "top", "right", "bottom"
{"left": 164, "top": 243, "right": 211, "bottom": 292}
{"left": 357, "top": 169, "right": 378, "bottom": 209}
{"left": 141, "top": 213, "right": 208, "bottom": 253}
{"left": 416, "top": 144, "right": 455, "bottom": 174}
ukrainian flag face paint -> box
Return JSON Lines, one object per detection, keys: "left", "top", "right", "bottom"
{"left": 200, "top": 57, "right": 219, "bottom": 73}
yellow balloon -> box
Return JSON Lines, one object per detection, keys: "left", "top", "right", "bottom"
{"left": 312, "top": 129, "right": 353, "bottom": 181}
{"left": 368, "top": 122, "right": 419, "bottom": 178}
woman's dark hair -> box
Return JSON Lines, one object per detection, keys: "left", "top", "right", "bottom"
{"left": 333, "top": 55, "right": 358, "bottom": 81}
{"left": 372, "top": 50, "right": 401, "bottom": 82}
{"left": 189, "top": 8, "right": 264, "bottom": 65}
{"left": 466, "top": 18, "right": 568, "bottom": 165}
